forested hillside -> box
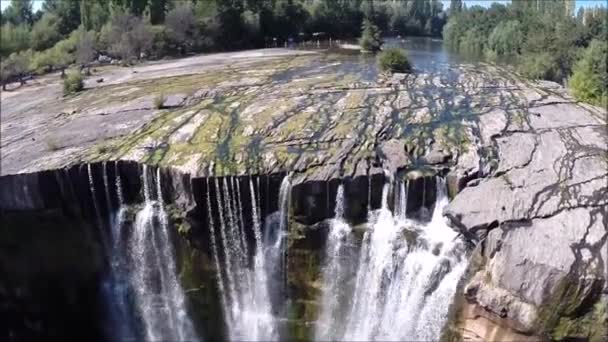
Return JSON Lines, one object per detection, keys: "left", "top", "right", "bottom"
{"left": 444, "top": 0, "right": 607, "bottom": 106}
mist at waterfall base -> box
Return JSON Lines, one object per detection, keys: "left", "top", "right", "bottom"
{"left": 88, "top": 164, "right": 198, "bottom": 341}
{"left": 316, "top": 178, "right": 469, "bottom": 341}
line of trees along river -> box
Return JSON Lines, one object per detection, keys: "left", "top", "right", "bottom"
{"left": 1, "top": 0, "right": 606, "bottom": 106}
{"left": 444, "top": 0, "right": 607, "bottom": 107}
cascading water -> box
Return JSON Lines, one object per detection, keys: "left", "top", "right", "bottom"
{"left": 90, "top": 163, "right": 198, "bottom": 341}
{"left": 315, "top": 184, "right": 354, "bottom": 341}
{"left": 264, "top": 175, "right": 291, "bottom": 317}
{"left": 98, "top": 163, "right": 134, "bottom": 340}
{"left": 207, "top": 175, "right": 289, "bottom": 341}
{"left": 316, "top": 177, "right": 468, "bottom": 341}
{"left": 128, "top": 166, "right": 197, "bottom": 341}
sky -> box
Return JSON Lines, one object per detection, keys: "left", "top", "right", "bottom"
{"left": 1, "top": 0, "right": 607, "bottom": 13}
{"left": 441, "top": 0, "right": 606, "bottom": 10}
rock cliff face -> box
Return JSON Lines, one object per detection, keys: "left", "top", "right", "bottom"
{"left": 1, "top": 48, "right": 606, "bottom": 340}
{"left": 444, "top": 82, "right": 608, "bottom": 340}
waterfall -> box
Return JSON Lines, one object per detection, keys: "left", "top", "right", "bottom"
{"left": 315, "top": 184, "right": 353, "bottom": 341}
{"left": 396, "top": 180, "right": 409, "bottom": 222}
{"left": 207, "top": 176, "right": 281, "bottom": 341}
{"left": 93, "top": 163, "right": 133, "bottom": 341}
{"left": 316, "top": 177, "right": 468, "bottom": 341}
{"left": 264, "top": 175, "right": 291, "bottom": 315}
{"left": 128, "top": 166, "right": 198, "bottom": 341}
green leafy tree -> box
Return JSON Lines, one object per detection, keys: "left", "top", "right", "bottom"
{"left": 569, "top": 39, "right": 607, "bottom": 107}
{"left": 486, "top": 20, "right": 523, "bottom": 58}
{"left": 359, "top": 18, "right": 382, "bottom": 53}
{"left": 80, "top": 0, "right": 110, "bottom": 31}
{"left": 3, "top": 0, "right": 33, "bottom": 25}
{"left": 30, "top": 13, "right": 62, "bottom": 51}
{"left": 216, "top": 0, "right": 246, "bottom": 49}
{"left": 43, "top": 0, "right": 82, "bottom": 36}
{"left": 0, "top": 23, "right": 31, "bottom": 56}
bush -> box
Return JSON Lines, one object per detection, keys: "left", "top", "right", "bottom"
{"left": 63, "top": 72, "right": 84, "bottom": 95}
{"left": 154, "top": 93, "right": 166, "bottom": 109}
{"left": 360, "top": 18, "right": 383, "bottom": 53}
{"left": 569, "top": 39, "right": 607, "bottom": 107}
{"left": 518, "top": 52, "right": 559, "bottom": 80}
{"left": 377, "top": 48, "right": 411, "bottom": 74}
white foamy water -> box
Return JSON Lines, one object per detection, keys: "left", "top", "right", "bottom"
{"left": 90, "top": 164, "right": 197, "bottom": 341}
{"left": 315, "top": 184, "right": 354, "bottom": 341}
{"left": 128, "top": 166, "right": 198, "bottom": 341}
{"left": 317, "top": 177, "right": 468, "bottom": 341}
{"left": 207, "top": 175, "right": 292, "bottom": 341}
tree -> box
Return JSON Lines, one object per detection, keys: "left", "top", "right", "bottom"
{"left": 80, "top": 0, "right": 110, "bottom": 31}
{"left": 1, "top": 50, "right": 33, "bottom": 89}
{"left": 359, "top": 18, "right": 382, "bottom": 53}
{"left": 30, "top": 13, "right": 62, "bottom": 51}
{"left": 100, "top": 9, "right": 153, "bottom": 60}
{"left": 569, "top": 39, "right": 607, "bottom": 107}
{"left": 165, "top": 2, "right": 198, "bottom": 53}
{"left": 449, "top": 0, "right": 463, "bottom": 14}
{"left": 216, "top": 0, "right": 246, "bottom": 49}
{"left": 486, "top": 20, "right": 523, "bottom": 57}
{"left": 149, "top": 0, "right": 168, "bottom": 24}
{"left": 0, "top": 23, "right": 31, "bottom": 56}
{"left": 3, "top": 0, "right": 33, "bottom": 25}
{"left": 75, "top": 30, "right": 98, "bottom": 72}
{"left": 43, "top": 0, "right": 82, "bottom": 36}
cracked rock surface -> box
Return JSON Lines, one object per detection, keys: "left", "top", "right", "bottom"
{"left": 444, "top": 64, "right": 607, "bottom": 339}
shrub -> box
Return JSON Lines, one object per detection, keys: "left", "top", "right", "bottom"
{"left": 518, "top": 52, "right": 559, "bottom": 81}
{"left": 377, "top": 48, "right": 411, "bottom": 74}
{"left": 360, "top": 18, "right": 383, "bottom": 53}
{"left": 63, "top": 72, "right": 84, "bottom": 95}
{"left": 154, "top": 93, "right": 166, "bottom": 109}
{"left": 569, "top": 39, "right": 608, "bottom": 107}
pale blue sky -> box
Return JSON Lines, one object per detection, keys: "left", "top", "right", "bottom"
{"left": 441, "top": 0, "right": 606, "bottom": 10}
{"left": 1, "top": 0, "right": 607, "bottom": 13}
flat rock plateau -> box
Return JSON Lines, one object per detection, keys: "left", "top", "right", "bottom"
{"left": 1, "top": 47, "right": 606, "bottom": 341}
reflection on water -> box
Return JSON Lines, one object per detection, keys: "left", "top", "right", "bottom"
{"left": 279, "top": 37, "right": 469, "bottom": 84}
{"left": 384, "top": 37, "right": 466, "bottom": 73}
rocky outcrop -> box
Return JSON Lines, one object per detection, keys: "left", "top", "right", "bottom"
{"left": 445, "top": 77, "right": 608, "bottom": 340}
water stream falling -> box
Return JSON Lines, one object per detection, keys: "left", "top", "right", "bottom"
{"left": 89, "top": 164, "right": 198, "bottom": 341}
{"left": 128, "top": 166, "right": 197, "bottom": 341}
{"left": 207, "top": 175, "right": 292, "bottom": 341}
{"left": 264, "top": 175, "right": 291, "bottom": 318}
{"left": 316, "top": 177, "right": 468, "bottom": 341}
{"left": 315, "top": 184, "right": 354, "bottom": 341}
